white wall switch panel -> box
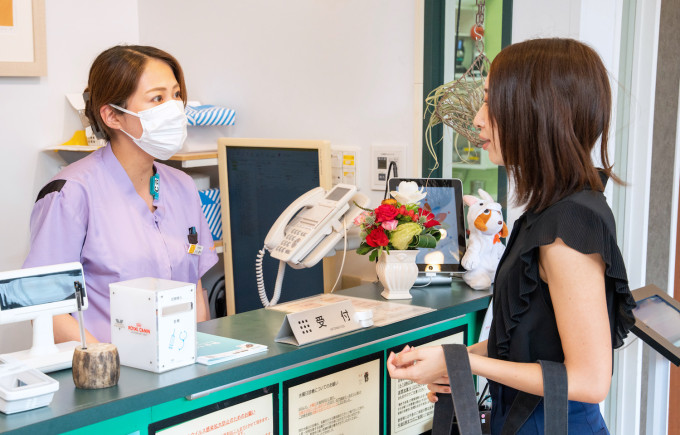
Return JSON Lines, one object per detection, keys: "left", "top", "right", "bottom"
{"left": 370, "top": 145, "right": 405, "bottom": 191}
{"left": 331, "top": 147, "right": 359, "bottom": 187}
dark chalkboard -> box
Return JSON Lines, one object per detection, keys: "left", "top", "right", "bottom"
{"left": 218, "top": 138, "right": 331, "bottom": 314}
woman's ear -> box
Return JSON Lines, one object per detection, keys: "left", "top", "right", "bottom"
{"left": 99, "top": 105, "right": 122, "bottom": 130}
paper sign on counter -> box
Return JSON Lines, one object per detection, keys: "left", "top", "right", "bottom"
{"left": 275, "top": 300, "right": 360, "bottom": 346}
{"left": 286, "top": 357, "right": 381, "bottom": 434}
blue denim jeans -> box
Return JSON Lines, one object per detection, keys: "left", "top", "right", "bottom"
{"left": 489, "top": 382, "right": 609, "bottom": 434}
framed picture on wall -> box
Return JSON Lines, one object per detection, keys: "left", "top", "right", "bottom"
{"left": 0, "top": 0, "right": 46, "bottom": 76}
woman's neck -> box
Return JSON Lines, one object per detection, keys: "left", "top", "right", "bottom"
{"left": 109, "top": 136, "right": 155, "bottom": 193}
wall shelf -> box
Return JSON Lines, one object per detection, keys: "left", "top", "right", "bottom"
{"left": 167, "top": 151, "right": 218, "bottom": 168}
{"left": 47, "top": 146, "right": 218, "bottom": 168}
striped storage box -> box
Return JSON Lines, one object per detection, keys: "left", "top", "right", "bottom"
{"left": 185, "top": 105, "right": 236, "bottom": 126}
{"left": 198, "top": 188, "right": 222, "bottom": 241}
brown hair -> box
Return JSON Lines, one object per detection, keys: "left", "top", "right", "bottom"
{"left": 83, "top": 45, "right": 187, "bottom": 141}
{"left": 487, "top": 38, "right": 620, "bottom": 212}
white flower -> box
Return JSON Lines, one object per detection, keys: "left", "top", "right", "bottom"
{"left": 391, "top": 181, "right": 426, "bottom": 204}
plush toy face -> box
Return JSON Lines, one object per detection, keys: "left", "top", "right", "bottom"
{"left": 463, "top": 189, "right": 509, "bottom": 238}
{"left": 472, "top": 206, "right": 505, "bottom": 235}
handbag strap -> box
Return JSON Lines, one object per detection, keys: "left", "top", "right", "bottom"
{"left": 432, "top": 391, "right": 456, "bottom": 434}
{"left": 432, "top": 344, "right": 482, "bottom": 435}
{"left": 501, "top": 360, "right": 568, "bottom": 435}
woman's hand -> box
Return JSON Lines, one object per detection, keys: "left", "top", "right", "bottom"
{"left": 386, "top": 345, "right": 448, "bottom": 385}
{"left": 426, "top": 378, "right": 451, "bottom": 403}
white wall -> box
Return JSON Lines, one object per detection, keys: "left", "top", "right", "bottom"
{"left": 138, "top": 0, "right": 416, "bottom": 208}
{"left": 0, "top": 0, "right": 140, "bottom": 352}
{"left": 512, "top": 0, "right": 581, "bottom": 40}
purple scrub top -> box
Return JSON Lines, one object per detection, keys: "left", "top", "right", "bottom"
{"left": 23, "top": 145, "right": 218, "bottom": 342}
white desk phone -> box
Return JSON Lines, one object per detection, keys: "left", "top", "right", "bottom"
{"left": 256, "top": 183, "right": 370, "bottom": 307}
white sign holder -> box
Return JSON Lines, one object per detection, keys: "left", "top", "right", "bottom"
{"left": 275, "top": 300, "right": 360, "bottom": 346}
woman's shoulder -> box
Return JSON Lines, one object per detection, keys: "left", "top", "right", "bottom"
{"left": 528, "top": 189, "right": 615, "bottom": 236}
{"left": 512, "top": 188, "right": 620, "bottom": 261}
{"left": 59, "top": 147, "right": 108, "bottom": 180}
{"left": 35, "top": 150, "right": 106, "bottom": 202}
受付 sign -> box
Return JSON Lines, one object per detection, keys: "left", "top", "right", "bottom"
{"left": 275, "top": 300, "right": 360, "bottom": 346}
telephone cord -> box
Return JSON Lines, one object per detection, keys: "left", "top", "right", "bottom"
{"left": 255, "top": 246, "right": 286, "bottom": 307}
{"left": 329, "top": 218, "right": 348, "bottom": 293}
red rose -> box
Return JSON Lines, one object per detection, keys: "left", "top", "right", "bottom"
{"left": 365, "top": 227, "right": 389, "bottom": 247}
{"left": 398, "top": 205, "right": 406, "bottom": 215}
{"left": 374, "top": 204, "right": 398, "bottom": 223}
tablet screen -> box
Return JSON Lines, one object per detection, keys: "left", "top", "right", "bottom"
{"left": 0, "top": 270, "right": 81, "bottom": 310}
{"left": 634, "top": 295, "right": 680, "bottom": 347}
{"left": 388, "top": 178, "right": 466, "bottom": 273}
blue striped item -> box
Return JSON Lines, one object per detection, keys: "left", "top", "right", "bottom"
{"left": 185, "top": 105, "right": 236, "bottom": 126}
{"left": 198, "top": 188, "right": 222, "bottom": 241}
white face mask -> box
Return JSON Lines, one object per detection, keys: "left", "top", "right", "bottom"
{"left": 109, "top": 100, "right": 187, "bottom": 160}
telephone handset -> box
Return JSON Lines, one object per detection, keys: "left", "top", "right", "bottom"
{"left": 266, "top": 184, "right": 359, "bottom": 268}
{"left": 256, "top": 184, "right": 370, "bottom": 306}
{"left": 263, "top": 187, "right": 327, "bottom": 261}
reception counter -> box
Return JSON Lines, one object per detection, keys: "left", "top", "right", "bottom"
{"left": 0, "top": 281, "right": 491, "bottom": 435}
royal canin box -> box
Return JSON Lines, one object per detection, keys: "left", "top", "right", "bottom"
{"left": 110, "top": 278, "right": 196, "bottom": 373}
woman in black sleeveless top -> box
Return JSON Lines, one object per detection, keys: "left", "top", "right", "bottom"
{"left": 387, "top": 38, "right": 636, "bottom": 434}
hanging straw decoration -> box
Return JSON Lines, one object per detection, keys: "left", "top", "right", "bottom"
{"left": 424, "top": 0, "right": 489, "bottom": 174}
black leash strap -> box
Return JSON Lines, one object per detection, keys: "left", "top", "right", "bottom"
{"left": 432, "top": 344, "right": 482, "bottom": 435}
{"left": 501, "top": 360, "right": 568, "bottom": 434}
{"left": 432, "top": 391, "right": 455, "bottom": 434}
{"left": 538, "top": 360, "right": 568, "bottom": 434}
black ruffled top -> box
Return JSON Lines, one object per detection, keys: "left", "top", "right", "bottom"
{"left": 488, "top": 188, "right": 636, "bottom": 363}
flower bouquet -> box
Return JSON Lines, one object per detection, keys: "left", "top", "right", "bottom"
{"left": 354, "top": 181, "right": 442, "bottom": 261}
{"left": 354, "top": 181, "right": 442, "bottom": 299}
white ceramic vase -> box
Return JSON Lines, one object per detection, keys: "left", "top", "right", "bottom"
{"left": 376, "top": 250, "right": 419, "bottom": 300}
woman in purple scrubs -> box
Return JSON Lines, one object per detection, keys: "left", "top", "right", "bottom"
{"left": 24, "top": 46, "right": 218, "bottom": 343}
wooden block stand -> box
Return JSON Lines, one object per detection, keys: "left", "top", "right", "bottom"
{"left": 72, "top": 343, "right": 120, "bottom": 389}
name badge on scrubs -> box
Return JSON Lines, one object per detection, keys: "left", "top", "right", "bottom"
{"left": 187, "top": 244, "right": 203, "bottom": 256}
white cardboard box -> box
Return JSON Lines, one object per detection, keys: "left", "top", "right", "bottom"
{"left": 110, "top": 278, "right": 196, "bottom": 373}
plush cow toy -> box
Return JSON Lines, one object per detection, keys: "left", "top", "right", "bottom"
{"left": 461, "top": 189, "right": 508, "bottom": 290}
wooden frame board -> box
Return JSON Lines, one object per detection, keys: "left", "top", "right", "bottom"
{"left": 217, "top": 138, "right": 332, "bottom": 315}
{"left": 0, "top": 0, "right": 47, "bottom": 76}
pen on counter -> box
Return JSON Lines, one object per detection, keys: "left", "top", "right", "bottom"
{"left": 74, "top": 281, "right": 87, "bottom": 350}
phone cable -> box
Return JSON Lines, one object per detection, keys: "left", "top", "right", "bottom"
{"left": 255, "top": 246, "right": 286, "bottom": 307}
{"left": 329, "top": 218, "right": 348, "bottom": 293}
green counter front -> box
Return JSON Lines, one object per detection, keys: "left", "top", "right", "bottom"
{"left": 0, "top": 282, "right": 491, "bottom": 435}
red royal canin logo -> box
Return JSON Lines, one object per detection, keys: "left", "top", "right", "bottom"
{"left": 128, "top": 322, "right": 151, "bottom": 335}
